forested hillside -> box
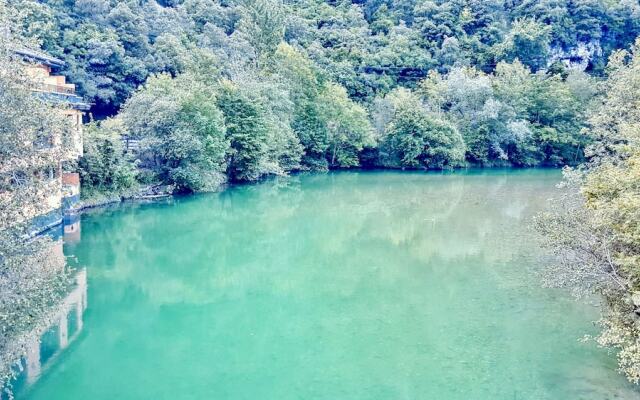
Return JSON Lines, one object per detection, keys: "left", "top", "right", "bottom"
{"left": 13, "top": 0, "right": 640, "bottom": 113}
{"left": 8, "top": 0, "right": 640, "bottom": 194}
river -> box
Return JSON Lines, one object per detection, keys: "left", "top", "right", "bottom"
{"left": 13, "top": 169, "right": 640, "bottom": 399}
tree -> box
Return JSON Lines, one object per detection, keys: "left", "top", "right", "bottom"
{"left": 59, "top": 23, "right": 140, "bottom": 116}
{"left": 0, "top": 11, "right": 72, "bottom": 231}
{"left": 270, "top": 43, "right": 330, "bottom": 169}
{"left": 414, "top": 62, "right": 589, "bottom": 167}
{"left": 78, "top": 118, "right": 137, "bottom": 197}
{"left": 236, "top": 0, "right": 286, "bottom": 66}
{"left": 536, "top": 39, "right": 640, "bottom": 384}
{"left": 498, "top": 18, "right": 551, "bottom": 71}
{"left": 10, "top": 0, "right": 640, "bottom": 116}
{"left": 216, "top": 80, "right": 272, "bottom": 182}
{"left": 379, "top": 89, "right": 466, "bottom": 169}
{"left": 122, "top": 73, "right": 228, "bottom": 192}
{"left": 587, "top": 41, "right": 640, "bottom": 163}
{"left": 231, "top": 74, "right": 303, "bottom": 173}
{"left": 317, "top": 83, "right": 373, "bottom": 168}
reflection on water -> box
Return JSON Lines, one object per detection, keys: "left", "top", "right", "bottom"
{"left": 4, "top": 217, "right": 88, "bottom": 399}
{"left": 13, "top": 170, "right": 640, "bottom": 399}
{"left": 22, "top": 269, "right": 87, "bottom": 385}
{"left": 63, "top": 216, "right": 81, "bottom": 245}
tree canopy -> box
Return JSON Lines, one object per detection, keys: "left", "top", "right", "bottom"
{"left": 9, "top": 0, "right": 623, "bottom": 194}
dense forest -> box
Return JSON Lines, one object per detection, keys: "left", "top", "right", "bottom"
{"left": 7, "top": 0, "right": 640, "bottom": 194}
{"left": 1, "top": 0, "right": 640, "bottom": 388}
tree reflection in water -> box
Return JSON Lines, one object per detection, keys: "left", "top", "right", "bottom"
{"left": 1, "top": 219, "right": 87, "bottom": 399}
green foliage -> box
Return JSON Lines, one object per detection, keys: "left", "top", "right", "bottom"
{"left": 9, "top": 0, "right": 640, "bottom": 115}
{"left": 269, "top": 44, "right": 374, "bottom": 169}
{"left": 416, "top": 61, "right": 591, "bottom": 167}
{"left": 4, "top": 0, "right": 631, "bottom": 174}
{"left": 271, "top": 43, "right": 329, "bottom": 169}
{"left": 499, "top": 18, "right": 552, "bottom": 71}
{"left": 237, "top": 76, "right": 303, "bottom": 174}
{"left": 216, "top": 81, "right": 271, "bottom": 182}
{"left": 537, "top": 39, "right": 640, "bottom": 384}
{"left": 318, "top": 83, "right": 373, "bottom": 168}
{"left": 78, "top": 119, "right": 137, "bottom": 197}
{"left": 0, "top": 4, "right": 73, "bottom": 230}
{"left": 236, "top": 0, "right": 286, "bottom": 65}
{"left": 122, "top": 73, "right": 228, "bottom": 192}
{"left": 379, "top": 89, "right": 465, "bottom": 169}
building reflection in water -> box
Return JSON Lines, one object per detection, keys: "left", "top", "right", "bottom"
{"left": 6, "top": 217, "right": 87, "bottom": 395}
{"left": 22, "top": 268, "right": 87, "bottom": 385}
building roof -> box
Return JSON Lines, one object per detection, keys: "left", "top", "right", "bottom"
{"left": 14, "top": 48, "right": 91, "bottom": 110}
{"left": 14, "top": 48, "right": 65, "bottom": 68}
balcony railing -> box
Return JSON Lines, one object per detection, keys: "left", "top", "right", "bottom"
{"left": 31, "top": 82, "right": 76, "bottom": 95}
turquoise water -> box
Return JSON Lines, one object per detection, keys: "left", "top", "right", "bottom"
{"left": 17, "top": 170, "right": 640, "bottom": 399}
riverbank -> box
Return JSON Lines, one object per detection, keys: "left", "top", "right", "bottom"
{"left": 71, "top": 184, "right": 174, "bottom": 213}
{"left": 73, "top": 166, "right": 565, "bottom": 218}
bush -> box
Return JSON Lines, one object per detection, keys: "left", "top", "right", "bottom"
{"left": 378, "top": 89, "right": 466, "bottom": 169}
{"left": 78, "top": 118, "right": 137, "bottom": 197}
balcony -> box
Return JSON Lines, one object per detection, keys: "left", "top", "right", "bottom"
{"left": 31, "top": 89, "right": 91, "bottom": 111}
{"left": 31, "top": 82, "right": 76, "bottom": 95}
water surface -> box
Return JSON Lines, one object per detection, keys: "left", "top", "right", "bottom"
{"left": 17, "top": 170, "right": 639, "bottom": 399}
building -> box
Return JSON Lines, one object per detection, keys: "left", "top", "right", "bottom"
{"left": 14, "top": 48, "right": 90, "bottom": 234}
